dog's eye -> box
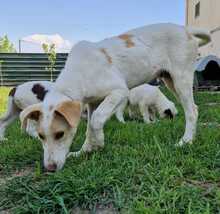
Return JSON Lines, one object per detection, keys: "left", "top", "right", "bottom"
{"left": 54, "top": 131, "right": 64, "bottom": 140}
{"left": 38, "top": 133, "right": 45, "bottom": 140}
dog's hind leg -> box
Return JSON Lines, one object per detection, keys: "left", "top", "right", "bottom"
{"left": 81, "top": 89, "right": 129, "bottom": 153}
{"left": 0, "top": 96, "right": 20, "bottom": 141}
{"left": 171, "top": 70, "right": 198, "bottom": 146}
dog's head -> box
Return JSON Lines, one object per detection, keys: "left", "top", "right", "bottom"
{"left": 20, "top": 100, "right": 81, "bottom": 172}
{"left": 161, "top": 101, "right": 178, "bottom": 119}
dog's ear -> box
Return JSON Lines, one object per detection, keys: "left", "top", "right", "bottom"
{"left": 20, "top": 104, "right": 42, "bottom": 130}
{"left": 55, "top": 101, "right": 81, "bottom": 128}
{"left": 164, "top": 109, "right": 173, "bottom": 119}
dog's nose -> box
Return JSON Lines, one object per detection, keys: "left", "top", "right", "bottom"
{"left": 46, "top": 163, "right": 57, "bottom": 172}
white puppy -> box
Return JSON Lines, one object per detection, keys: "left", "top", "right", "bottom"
{"left": 115, "top": 84, "right": 178, "bottom": 123}
{"left": 0, "top": 81, "right": 53, "bottom": 141}
{"left": 18, "top": 23, "right": 210, "bottom": 171}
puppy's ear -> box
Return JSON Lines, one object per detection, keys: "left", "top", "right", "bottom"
{"left": 55, "top": 101, "right": 81, "bottom": 128}
{"left": 20, "top": 104, "right": 42, "bottom": 130}
{"left": 164, "top": 109, "right": 173, "bottom": 119}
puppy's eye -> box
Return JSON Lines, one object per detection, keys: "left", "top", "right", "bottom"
{"left": 38, "top": 133, "right": 45, "bottom": 140}
{"left": 54, "top": 131, "right": 64, "bottom": 140}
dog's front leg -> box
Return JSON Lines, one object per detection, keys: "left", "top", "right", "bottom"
{"left": 149, "top": 107, "right": 156, "bottom": 123}
{"left": 115, "top": 99, "right": 127, "bottom": 123}
{"left": 82, "top": 89, "right": 129, "bottom": 153}
{"left": 139, "top": 102, "right": 151, "bottom": 123}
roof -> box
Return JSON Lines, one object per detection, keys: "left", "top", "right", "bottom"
{"left": 195, "top": 55, "right": 220, "bottom": 72}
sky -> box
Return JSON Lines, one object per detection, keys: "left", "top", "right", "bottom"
{"left": 1, "top": 0, "right": 185, "bottom": 52}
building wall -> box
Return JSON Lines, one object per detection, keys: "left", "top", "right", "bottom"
{"left": 186, "top": 0, "right": 220, "bottom": 57}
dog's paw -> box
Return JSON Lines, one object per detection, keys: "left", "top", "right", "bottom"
{"left": 67, "top": 150, "right": 83, "bottom": 158}
{"left": 0, "top": 137, "right": 8, "bottom": 142}
{"left": 176, "top": 138, "right": 193, "bottom": 147}
{"left": 119, "top": 119, "right": 125, "bottom": 124}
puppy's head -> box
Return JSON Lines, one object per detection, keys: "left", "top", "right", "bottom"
{"left": 20, "top": 101, "right": 81, "bottom": 172}
{"left": 161, "top": 102, "right": 178, "bottom": 119}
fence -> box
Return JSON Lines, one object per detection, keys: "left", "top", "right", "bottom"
{"left": 0, "top": 53, "right": 68, "bottom": 86}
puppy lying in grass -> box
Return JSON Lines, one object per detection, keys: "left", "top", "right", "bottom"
{"left": 116, "top": 84, "right": 178, "bottom": 123}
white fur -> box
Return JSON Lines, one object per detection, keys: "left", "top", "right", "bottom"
{"left": 18, "top": 23, "right": 210, "bottom": 170}
{"left": 0, "top": 81, "right": 53, "bottom": 141}
{"left": 116, "top": 84, "right": 178, "bottom": 123}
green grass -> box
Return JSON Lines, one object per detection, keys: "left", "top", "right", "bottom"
{"left": 0, "top": 87, "right": 10, "bottom": 114}
{"left": 0, "top": 87, "right": 220, "bottom": 213}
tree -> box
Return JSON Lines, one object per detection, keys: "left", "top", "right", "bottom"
{"left": 0, "top": 35, "right": 16, "bottom": 53}
{"left": 42, "top": 43, "right": 56, "bottom": 82}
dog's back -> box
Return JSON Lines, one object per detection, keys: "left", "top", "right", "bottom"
{"left": 129, "top": 84, "right": 159, "bottom": 105}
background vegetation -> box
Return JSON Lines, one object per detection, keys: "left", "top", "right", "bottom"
{"left": 0, "top": 35, "right": 16, "bottom": 53}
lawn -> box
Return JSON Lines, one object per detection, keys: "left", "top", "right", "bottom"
{"left": 0, "top": 87, "right": 220, "bottom": 213}
{"left": 0, "top": 87, "right": 10, "bottom": 114}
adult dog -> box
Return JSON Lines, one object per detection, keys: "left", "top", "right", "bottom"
{"left": 19, "top": 23, "right": 211, "bottom": 171}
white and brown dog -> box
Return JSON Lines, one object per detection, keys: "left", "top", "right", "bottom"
{"left": 17, "top": 23, "right": 210, "bottom": 171}
{"left": 115, "top": 84, "right": 178, "bottom": 123}
{"left": 0, "top": 81, "right": 54, "bottom": 141}
{"left": 0, "top": 80, "right": 89, "bottom": 141}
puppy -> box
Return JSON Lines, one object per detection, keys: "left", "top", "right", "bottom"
{"left": 115, "top": 84, "right": 178, "bottom": 123}
{"left": 0, "top": 81, "right": 53, "bottom": 141}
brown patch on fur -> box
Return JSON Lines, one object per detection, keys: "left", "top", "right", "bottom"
{"left": 100, "top": 48, "right": 112, "bottom": 64}
{"left": 30, "top": 111, "right": 40, "bottom": 120}
{"left": 55, "top": 101, "right": 81, "bottom": 128}
{"left": 118, "top": 34, "right": 135, "bottom": 48}
{"left": 9, "top": 87, "right": 16, "bottom": 97}
{"left": 32, "top": 84, "right": 48, "bottom": 101}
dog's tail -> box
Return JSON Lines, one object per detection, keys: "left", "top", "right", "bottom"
{"left": 186, "top": 27, "right": 211, "bottom": 47}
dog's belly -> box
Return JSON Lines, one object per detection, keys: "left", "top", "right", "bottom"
{"left": 113, "top": 53, "right": 156, "bottom": 89}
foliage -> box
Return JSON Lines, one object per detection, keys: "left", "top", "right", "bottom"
{"left": 0, "top": 60, "right": 4, "bottom": 86}
{"left": 0, "top": 35, "right": 16, "bottom": 53}
{"left": 42, "top": 43, "right": 57, "bottom": 82}
{"left": 1, "top": 88, "right": 220, "bottom": 213}
{"left": 0, "top": 87, "right": 10, "bottom": 114}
